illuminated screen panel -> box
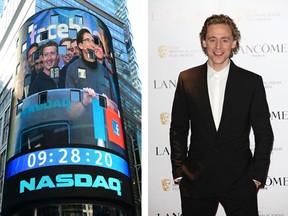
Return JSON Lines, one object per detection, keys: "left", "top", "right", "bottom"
{"left": 3, "top": 165, "right": 132, "bottom": 212}
{"left": 2, "top": 7, "right": 134, "bottom": 216}
{"left": 5, "top": 147, "right": 130, "bottom": 179}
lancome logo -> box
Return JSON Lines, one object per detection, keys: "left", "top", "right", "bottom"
{"left": 270, "top": 111, "right": 288, "bottom": 120}
{"left": 265, "top": 176, "right": 288, "bottom": 187}
{"left": 153, "top": 80, "right": 177, "bottom": 89}
{"left": 239, "top": 43, "right": 287, "bottom": 57}
{"left": 156, "top": 147, "right": 170, "bottom": 156}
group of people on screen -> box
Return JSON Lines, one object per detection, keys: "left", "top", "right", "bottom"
{"left": 23, "top": 28, "right": 117, "bottom": 104}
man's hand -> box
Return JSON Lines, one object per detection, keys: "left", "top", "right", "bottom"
{"left": 253, "top": 179, "right": 261, "bottom": 189}
{"left": 174, "top": 177, "right": 182, "bottom": 185}
{"left": 82, "top": 87, "right": 97, "bottom": 106}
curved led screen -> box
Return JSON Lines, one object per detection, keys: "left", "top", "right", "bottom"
{"left": 2, "top": 7, "right": 134, "bottom": 215}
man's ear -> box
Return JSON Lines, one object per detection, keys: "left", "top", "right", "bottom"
{"left": 232, "top": 40, "right": 237, "bottom": 49}
{"left": 78, "top": 42, "right": 84, "bottom": 50}
{"left": 202, "top": 40, "right": 207, "bottom": 48}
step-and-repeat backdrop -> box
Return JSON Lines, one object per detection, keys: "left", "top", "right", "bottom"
{"left": 148, "top": 0, "right": 288, "bottom": 215}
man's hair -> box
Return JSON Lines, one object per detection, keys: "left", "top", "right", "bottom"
{"left": 199, "top": 14, "right": 241, "bottom": 57}
{"left": 26, "top": 43, "right": 38, "bottom": 59}
{"left": 37, "top": 44, "right": 44, "bottom": 57}
{"left": 59, "top": 37, "right": 72, "bottom": 45}
{"left": 71, "top": 38, "right": 77, "bottom": 44}
{"left": 76, "top": 28, "right": 92, "bottom": 56}
{"left": 42, "top": 40, "right": 59, "bottom": 54}
{"left": 93, "top": 35, "right": 105, "bottom": 53}
{"left": 77, "top": 28, "right": 91, "bottom": 45}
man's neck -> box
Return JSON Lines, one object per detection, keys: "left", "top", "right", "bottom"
{"left": 82, "top": 56, "right": 98, "bottom": 69}
{"left": 207, "top": 59, "right": 230, "bottom": 72}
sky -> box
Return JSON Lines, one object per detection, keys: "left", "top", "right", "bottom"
{"left": 126, "top": 1, "right": 147, "bottom": 215}
{"left": 126, "top": 0, "right": 147, "bottom": 82}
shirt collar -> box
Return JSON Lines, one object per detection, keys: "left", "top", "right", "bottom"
{"left": 207, "top": 62, "right": 230, "bottom": 79}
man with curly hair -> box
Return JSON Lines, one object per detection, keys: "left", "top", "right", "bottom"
{"left": 170, "top": 14, "right": 274, "bottom": 216}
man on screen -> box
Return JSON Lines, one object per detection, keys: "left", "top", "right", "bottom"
{"left": 170, "top": 14, "right": 274, "bottom": 216}
{"left": 59, "top": 37, "right": 73, "bottom": 66}
{"left": 65, "top": 28, "right": 117, "bottom": 103}
{"left": 28, "top": 40, "right": 60, "bottom": 96}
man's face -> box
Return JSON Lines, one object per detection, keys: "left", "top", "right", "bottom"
{"left": 34, "top": 55, "right": 43, "bottom": 73}
{"left": 60, "top": 40, "right": 72, "bottom": 64}
{"left": 42, "top": 46, "right": 59, "bottom": 74}
{"left": 202, "top": 24, "right": 236, "bottom": 71}
{"left": 70, "top": 40, "right": 79, "bottom": 56}
{"left": 27, "top": 46, "right": 37, "bottom": 69}
{"left": 95, "top": 44, "right": 105, "bottom": 61}
{"left": 79, "top": 32, "right": 96, "bottom": 62}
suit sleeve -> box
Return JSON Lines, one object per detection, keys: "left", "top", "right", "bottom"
{"left": 170, "top": 73, "right": 190, "bottom": 179}
{"left": 250, "top": 76, "right": 274, "bottom": 185}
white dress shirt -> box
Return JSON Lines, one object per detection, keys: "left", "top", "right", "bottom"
{"left": 207, "top": 63, "right": 230, "bottom": 130}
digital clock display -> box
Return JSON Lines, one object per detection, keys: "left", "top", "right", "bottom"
{"left": 6, "top": 147, "right": 130, "bottom": 179}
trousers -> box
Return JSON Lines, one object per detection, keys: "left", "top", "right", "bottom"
{"left": 180, "top": 180, "right": 259, "bottom": 216}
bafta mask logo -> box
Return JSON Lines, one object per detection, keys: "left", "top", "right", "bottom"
{"left": 160, "top": 112, "right": 170, "bottom": 125}
{"left": 158, "top": 45, "right": 168, "bottom": 58}
{"left": 162, "top": 179, "right": 172, "bottom": 192}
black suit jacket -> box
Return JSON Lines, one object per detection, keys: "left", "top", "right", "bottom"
{"left": 170, "top": 61, "right": 273, "bottom": 197}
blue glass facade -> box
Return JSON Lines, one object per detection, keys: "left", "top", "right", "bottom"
{"left": 0, "top": 0, "right": 141, "bottom": 215}
{"left": 35, "top": 1, "right": 141, "bottom": 215}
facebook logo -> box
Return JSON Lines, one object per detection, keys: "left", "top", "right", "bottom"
{"left": 112, "top": 120, "right": 120, "bottom": 136}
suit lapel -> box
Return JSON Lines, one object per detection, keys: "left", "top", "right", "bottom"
{"left": 217, "top": 61, "right": 237, "bottom": 132}
{"left": 198, "top": 63, "right": 218, "bottom": 135}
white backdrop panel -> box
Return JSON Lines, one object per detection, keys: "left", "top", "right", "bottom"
{"left": 148, "top": 0, "right": 288, "bottom": 215}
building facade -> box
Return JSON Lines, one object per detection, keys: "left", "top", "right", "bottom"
{"left": 0, "top": 0, "right": 141, "bottom": 215}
